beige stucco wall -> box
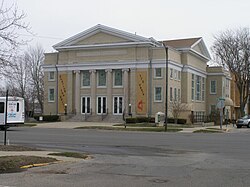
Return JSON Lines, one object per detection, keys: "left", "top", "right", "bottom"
{"left": 152, "top": 48, "right": 181, "bottom": 64}
{"left": 44, "top": 53, "right": 57, "bottom": 65}
{"left": 75, "top": 32, "right": 130, "bottom": 45}
{"left": 43, "top": 72, "right": 57, "bottom": 115}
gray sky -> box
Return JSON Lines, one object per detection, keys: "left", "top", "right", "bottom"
{"left": 7, "top": 0, "right": 250, "bottom": 53}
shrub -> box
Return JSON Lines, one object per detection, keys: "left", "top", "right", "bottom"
{"left": 125, "top": 117, "right": 155, "bottom": 123}
{"left": 34, "top": 115, "right": 59, "bottom": 122}
{"left": 177, "top": 118, "right": 187, "bottom": 124}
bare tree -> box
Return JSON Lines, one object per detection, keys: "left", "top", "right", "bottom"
{"left": 212, "top": 28, "right": 250, "bottom": 116}
{"left": 3, "top": 55, "right": 32, "bottom": 112}
{"left": 0, "top": 0, "right": 30, "bottom": 70}
{"left": 169, "top": 98, "right": 188, "bottom": 124}
{"left": 24, "top": 45, "right": 45, "bottom": 113}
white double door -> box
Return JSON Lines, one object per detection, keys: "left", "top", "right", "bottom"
{"left": 82, "top": 96, "right": 123, "bottom": 115}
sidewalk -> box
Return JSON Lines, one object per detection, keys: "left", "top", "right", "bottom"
{"left": 0, "top": 150, "right": 86, "bottom": 162}
{"left": 33, "top": 121, "right": 237, "bottom": 133}
{"left": 34, "top": 122, "right": 117, "bottom": 129}
{"left": 181, "top": 123, "right": 236, "bottom": 133}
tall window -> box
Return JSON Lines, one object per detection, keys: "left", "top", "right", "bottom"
{"left": 82, "top": 70, "right": 90, "bottom": 87}
{"left": 210, "top": 80, "right": 216, "bottom": 94}
{"left": 174, "top": 88, "right": 177, "bottom": 101}
{"left": 170, "top": 87, "right": 173, "bottom": 101}
{"left": 191, "top": 74, "right": 195, "bottom": 100}
{"left": 170, "top": 68, "right": 173, "bottom": 78}
{"left": 196, "top": 76, "right": 201, "bottom": 101}
{"left": 113, "top": 96, "right": 123, "bottom": 114}
{"left": 177, "top": 71, "right": 181, "bottom": 81}
{"left": 202, "top": 77, "right": 205, "bottom": 101}
{"left": 155, "top": 87, "right": 162, "bottom": 102}
{"left": 98, "top": 70, "right": 106, "bottom": 87}
{"left": 155, "top": 68, "right": 162, "bottom": 78}
{"left": 178, "top": 88, "right": 181, "bottom": 101}
{"left": 48, "top": 72, "right": 55, "bottom": 81}
{"left": 174, "top": 70, "right": 177, "bottom": 80}
{"left": 114, "top": 69, "right": 122, "bottom": 86}
{"left": 48, "top": 88, "right": 55, "bottom": 102}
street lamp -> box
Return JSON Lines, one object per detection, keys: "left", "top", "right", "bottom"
{"left": 163, "top": 42, "right": 169, "bottom": 132}
{"left": 64, "top": 103, "right": 67, "bottom": 115}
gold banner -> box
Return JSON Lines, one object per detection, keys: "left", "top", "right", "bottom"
{"left": 58, "top": 74, "right": 67, "bottom": 113}
{"left": 136, "top": 71, "right": 147, "bottom": 114}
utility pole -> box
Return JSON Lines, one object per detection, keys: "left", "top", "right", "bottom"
{"left": 163, "top": 43, "right": 168, "bottom": 132}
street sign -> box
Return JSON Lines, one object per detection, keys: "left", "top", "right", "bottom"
{"left": 216, "top": 100, "right": 225, "bottom": 109}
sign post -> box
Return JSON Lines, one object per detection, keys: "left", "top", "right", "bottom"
{"left": 4, "top": 89, "right": 8, "bottom": 145}
{"left": 216, "top": 97, "right": 225, "bottom": 130}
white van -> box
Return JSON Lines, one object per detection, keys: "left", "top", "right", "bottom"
{"left": 0, "top": 97, "right": 25, "bottom": 129}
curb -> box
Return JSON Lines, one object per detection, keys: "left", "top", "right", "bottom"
{"left": 20, "top": 161, "right": 63, "bottom": 169}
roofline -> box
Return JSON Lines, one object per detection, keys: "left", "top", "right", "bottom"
{"left": 53, "top": 24, "right": 161, "bottom": 49}
{"left": 54, "top": 41, "right": 158, "bottom": 51}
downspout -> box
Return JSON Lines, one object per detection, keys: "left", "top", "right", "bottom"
{"left": 55, "top": 53, "right": 59, "bottom": 115}
{"left": 148, "top": 47, "right": 153, "bottom": 118}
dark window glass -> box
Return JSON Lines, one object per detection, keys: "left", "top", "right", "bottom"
{"left": 0, "top": 102, "right": 4, "bottom": 113}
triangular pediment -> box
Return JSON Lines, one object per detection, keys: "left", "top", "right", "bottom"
{"left": 73, "top": 32, "right": 131, "bottom": 46}
{"left": 191, "top": 39, "right": 211, "bottom": 60}
{"left": 53, "top": 24, "right": 161, "bottom": 50}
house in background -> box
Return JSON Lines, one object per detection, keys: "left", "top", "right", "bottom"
{"left": 43, "top": 24, "right": 232, "bottom": 123}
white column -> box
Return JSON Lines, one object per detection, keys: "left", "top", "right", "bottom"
{"left": 123, "top": 68, "right": 129, "bottom": 114}
{"left": 90, "top": 70, "right": 96, "bottom": 115}
{"left": 74, "top": 70, "right": 81, "bottom": 114}
{"left": 106, "top": 69, "right": 112, "bottom": 115}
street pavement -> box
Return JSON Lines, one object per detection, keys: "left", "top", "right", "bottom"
{"left": 0, "top": 122, "right": 249, "bottom": 187}
{"left": 33, "top": 121, "right": 237, "bottom": 133}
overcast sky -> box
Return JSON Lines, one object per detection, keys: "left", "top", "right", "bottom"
{"left": 6, "top": 0, "right": 250, "bottom": 53}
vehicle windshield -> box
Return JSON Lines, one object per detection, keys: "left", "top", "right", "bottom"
{"left": 242, "top": 115, "right": 250, "bottom": 119}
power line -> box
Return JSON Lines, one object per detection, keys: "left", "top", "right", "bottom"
{"left": 19, "top": 34, "right": 63, "bottom": 40}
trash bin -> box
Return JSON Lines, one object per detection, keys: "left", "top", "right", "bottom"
{"left": 155, "top": 112, "right": 165, "bottom": 126}
{"left": 39, "top": 116, "right": 43, "bottom": 122}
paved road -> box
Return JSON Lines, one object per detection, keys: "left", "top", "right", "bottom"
{"left": 0, "top": 127, "right": 250, "bottom": 187}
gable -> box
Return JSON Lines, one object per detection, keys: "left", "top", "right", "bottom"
{"left": 191, "top": 39, "right": 211, "bottom": 60}
{"left": 192, "top": 44, "right": 203, "bottom": 54}
{"left": 74, "top": 32, "right": 130, "bottom": 46}
{"left": 53, "top": 24, "right": 161, "bottom": 50}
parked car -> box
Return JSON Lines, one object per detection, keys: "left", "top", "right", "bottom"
{"left": 236, "top": 115, "right": 250, "bottom": 128}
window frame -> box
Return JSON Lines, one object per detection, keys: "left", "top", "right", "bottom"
{"left": 170, "top": 87, "right": 173, "bottom": 102}
{"left": 154, "top": 68, "right": 162, "bottom": 79}
{"left": 81, "top": 96, "right": 91, "bottom": 114}
{"left": 113, "top": 69, "right": 123, "bottom": 87}
{"left": 154, "top": 86, "right": 163, "bottom": 102}
{"left": 113, "top": 96, "right": 123, "bottom": 115}
{"left": 210, "top": 80, "right": 217, "bottom": 94}
{"left": 81, "top": 70, "right": 91, "bottom": 88}
{"left": 48, "top": 87, "right": 55, "bottom": 102}
{"left": 48, "top": 72, "right": 55, "bottom": 81}
{"left": 191, "top": 74, "right": 195, "bottom": 101}
{"left": 170, "top": 68, "right": 173, "bottom": 79}
{"left": 97, "top": 70, "right": 107, "bottom": 87}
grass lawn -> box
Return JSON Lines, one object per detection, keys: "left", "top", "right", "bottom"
{"left": 48, "top": 152, "right": 89, "bottom": 159}
{"left": 0, "top": 155, "right": 57, "bottom": 173}
{"left": 193, "top": 129, "right": 223, "bottom": 133}
{"left": 114, "top": 123, "right": 194, "bottom": 128}
{"left": 0, "top": 145, "right": 41, "bottom": 151}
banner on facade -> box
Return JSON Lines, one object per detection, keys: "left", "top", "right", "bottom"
{"left": 136, "top": 71, "right": 147, "bottom": 114}
{"left": 58, "top": 73, "right": 67, "bottom": 113}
